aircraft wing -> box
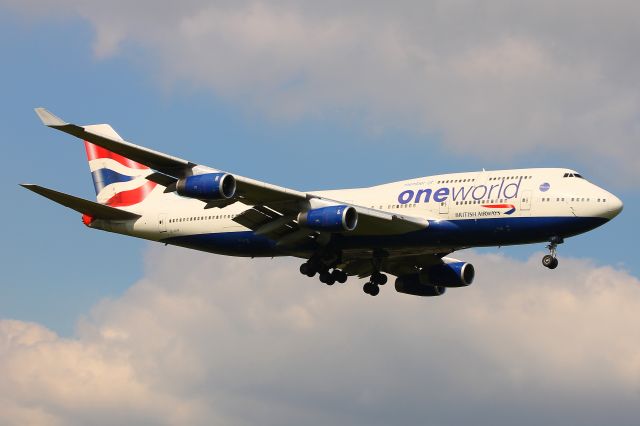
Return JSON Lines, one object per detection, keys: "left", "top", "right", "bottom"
{"left": 339, "top": 249, "right": 454, "bottom": 279}
{"left": 35, "top": 108, "right": 428, "bottom": 235}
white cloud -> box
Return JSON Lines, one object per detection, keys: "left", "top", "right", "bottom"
{"left": 1, "top": 246, "right": 640, "bottom": 425}
{"left": 3, "top": 0, "right": 640, "bottom": 183}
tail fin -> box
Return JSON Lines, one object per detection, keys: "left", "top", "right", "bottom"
{"left": 83, "top": 124, "right": 157, "bottom": 207}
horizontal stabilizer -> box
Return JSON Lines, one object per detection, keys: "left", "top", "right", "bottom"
{"left": 21, "top": 184, "right": 140, "bottom": 221}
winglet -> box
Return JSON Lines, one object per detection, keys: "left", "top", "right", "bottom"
{"left": 34, "top": 107, "right": 67, "bottom": 127}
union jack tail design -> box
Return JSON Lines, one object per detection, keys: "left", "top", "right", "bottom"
{"left": 83, "top": 124, "right": 156, "bottom": 207}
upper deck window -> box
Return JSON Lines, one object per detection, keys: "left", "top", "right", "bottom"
{"left": 563, "top": 172, "right": 585, "bottom": 179}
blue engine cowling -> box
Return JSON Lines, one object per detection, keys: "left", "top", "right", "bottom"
{"left": 297, "top": 205, "right": 358, "bottom": 232}
{"left": 426, "top": 262, "right": 475, "bottom": 288}
{"left": 395, "top": 261, "right": 475, "bottom": 296}
{"left": 176, "top": 173, "right": 236, "bottom": 200}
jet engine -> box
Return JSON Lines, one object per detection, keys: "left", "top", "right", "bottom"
{"left": 426, "top": 261, "right": 475, "bottom": 288}
{"left": 176, "top": 173, "right": 236, "bottom": 200}
{"left": 395, "top": 260, "right": 475, "bottom": 296}
{"left": 297, "top": 205, "right": 358, "bottom": 232}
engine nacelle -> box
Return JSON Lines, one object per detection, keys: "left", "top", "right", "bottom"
{"left": 176, "top": 173, "right": 236, "bottom": 200}
{"left": 426, "top": 261, "right": 475, "bottom": 288}
{"left": 395, "top": 274, "right": 447, "bottom": 297}
{"left": 297, "top": 205, "right": 358, "bottom": 232}
{"left": 394, "top": 261, "right": 475, "bottom": 296}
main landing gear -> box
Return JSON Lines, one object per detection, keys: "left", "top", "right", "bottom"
{"left": 363, "top": 271, "right": 387, "bottom": 296}
{"left": 542, "top": 237, "right": 563, "bottom": 269}
{"left": 299, "top": 260, "right": 387, "bottom": 296}
{"left": 300, "top": 251, "right": 388, "bottom": 296}
{"left": 361, "top": 252, "right": 389, "bottom": 296}
{"left": 300, "top": 260, "right": 348, "bottom": 286}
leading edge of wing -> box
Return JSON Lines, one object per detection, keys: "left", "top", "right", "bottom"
{"left": 34, "top": 107, "right": 309, "bottom": 205}
{"left": 34, "top": 108, "right": 308, "bottom": 204}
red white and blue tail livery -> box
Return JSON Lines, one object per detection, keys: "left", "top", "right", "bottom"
{"left": 83, "top": 125, "right": 157, "bottom": 207}
{"left": 22, "top": 108, "right": 624, "bottom": 297}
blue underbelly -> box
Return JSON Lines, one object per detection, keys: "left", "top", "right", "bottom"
{"left": 160, "top": 216, "right": 608, "bottom": 255}
{"left": 337, "top": 216, "right": 607, "bottom": 249}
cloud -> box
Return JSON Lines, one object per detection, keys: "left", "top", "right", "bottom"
{"left": 4, "top": 0, "right": 640, "bottom": 184}
{"left": 1, "top": 245, "right": 640, "bottom": 425}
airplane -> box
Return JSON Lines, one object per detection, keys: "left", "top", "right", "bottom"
{"left": 22, "top": 108, "right": 623, "bottom": 297}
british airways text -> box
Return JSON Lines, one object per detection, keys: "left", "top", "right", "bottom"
{"left": 397, "top": 177, "right": 523, "bottom": 204}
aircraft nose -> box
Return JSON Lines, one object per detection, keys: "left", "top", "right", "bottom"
{"left": 602, "top": 194, "right": 623, "bottom": 219}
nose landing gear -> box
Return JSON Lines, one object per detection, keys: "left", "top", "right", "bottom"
{"left": 542, "top": 254, "right": 558, "bottom": 269}
{"left": 542, "top": 237, "right": 563, "bottom": 269}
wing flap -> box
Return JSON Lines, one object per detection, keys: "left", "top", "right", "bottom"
{"left": 21, "top": 184, "right": 140, "bottom": 221}
{"left": 233, "top": 206, "right": 298, "bottom": 239}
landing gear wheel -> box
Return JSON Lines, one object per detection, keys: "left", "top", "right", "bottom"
{"left": 319, "top": 271, "right": 335, "bottom": 285}
{"left": 363, "top": 282, "right": 380, "bottom": 296}
{"left": 300, "top": 262, "right": 317, "bottom": 277}
{"left": 542, "top": 255, "right": 558, "bottom": 269}
{"left": 371, "top": 272, "right": 388, "bottom": 285}
{"left": 542, "top": 237, "right": 563, "bottom": 270}
{"left": 332, "top": 269, "right": 348, "bottom": 284}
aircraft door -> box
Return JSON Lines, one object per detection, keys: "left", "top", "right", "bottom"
{"left": 439, "top": 199, "right": 449, "bottom": 215}
{"left": 521, "top": 190, "right": 531, "bottom": 216}
{"left": 158, "top": 213, "right": 167, "bottom": 233}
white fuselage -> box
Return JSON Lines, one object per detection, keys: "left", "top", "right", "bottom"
{"left": 87, "top": 168, "right": 622, "bottom": 257}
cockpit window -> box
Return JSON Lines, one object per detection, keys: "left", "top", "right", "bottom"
{"left": 563, "top": 172, "right": 585, "bottom": 179}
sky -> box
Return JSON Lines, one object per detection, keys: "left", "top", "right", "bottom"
{"left": 0, "top": 1, "right": 639, "bottom": 425}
